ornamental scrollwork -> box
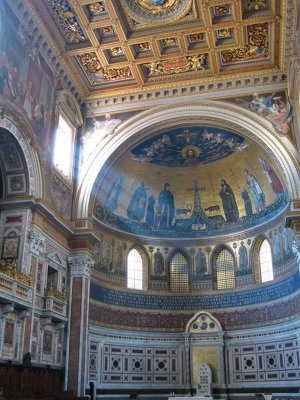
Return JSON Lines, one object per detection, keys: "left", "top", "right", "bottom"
{"left": 78, "top": 53, "right": 132, "bottom": 83}
{"left": 221, "top": 23, "right": 269, "bottom": 64}
{"left": 133, "top": 0, "right": 180, "bottom": 14}
{"left": 48, "top": 0, "right": 86, "bottom": 43}
{"left": 146, "top": 54, "right": 207, "bottom": 77}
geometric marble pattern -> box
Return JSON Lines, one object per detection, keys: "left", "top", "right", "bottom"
{"left": 101, "top": 345, "right": 179, "bottom": 384}
{"left": 231, "top": 338, "right": 300, "bottom": 382}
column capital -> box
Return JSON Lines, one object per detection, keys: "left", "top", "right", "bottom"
{"left": 68, "top": 255, "right": 94, "bottom": 278}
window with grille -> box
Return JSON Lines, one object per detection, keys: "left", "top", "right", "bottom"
{"left": 127, "top": 248, "right": 143, "bottom": 290}
{"left": 53, "top": 114, "right": 74, "bottom": 178}
{"left": 170, "top": 252, "right": 189, "bottom": 291}
{"left": 215, "top": 249, "right": 235, "bottom": 289}
{"left": 259, "top": 239, "right": 273, "bottom": 282}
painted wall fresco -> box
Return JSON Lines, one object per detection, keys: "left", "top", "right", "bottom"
{"left": 0, "top": 2, "right": 56, "bottom": 151}
{"left": 93, "top": 126, "right": 288, "bottom": 239}
{"left": 225, "top": 91, "right": 293, "bottom": 140}
{"left": 0, "top": 2, "right": 78, "bottom": 221}
{"left": 296, "top": 1, "right": 300, "bottom": 62}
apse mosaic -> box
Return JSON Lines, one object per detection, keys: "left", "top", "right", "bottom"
{"left": 131, "top": 128, "right": 245, "bottom": 167}
{"left": 94, "top": 126, "right": 288, "bottom": 239}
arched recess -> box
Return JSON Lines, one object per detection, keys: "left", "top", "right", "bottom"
{"left": 185, "top": 311, "right": 225, "bottom": 388}
{"left": 75, "top": 101, "right": 300, "bottom": 220}
{"left": 126, "top": 244, "right": 149, "bottom": 290}
{"left": 0, "top": 115, "right": 43, "bottom": 198}
{"left": 251, "top": 235, "right": 274, "bottom": 284}
{"left": 211, "top": 245, "right": 236, "bottom": 290}
{"left": 167, "top": 248, "right": 191, "bottom": 291}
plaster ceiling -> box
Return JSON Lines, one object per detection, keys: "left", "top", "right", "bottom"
{"left": 17, "top": 0, "right": 291, "bottom": 100}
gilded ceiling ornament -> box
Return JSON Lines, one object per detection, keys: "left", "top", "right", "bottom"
{"left": 137, "top": 42, "right": 151, "bottom": 51}
{"left": 48, "top": 0, "right": 86, "bottom": 43}
{"left": 162, "top": 37, "right": 177, "bottom": 47}
{"left": 133, "top": 0, "right": 179, "bottom": 14}
{"left": 123, "top": 0, "right": 192, "bottom": 23}
{"left": 88, "top": 2, "right": 106, "bottom": 14}
{"left": 247, "top": 0, "right": 267, "bottom": 11}
{"left": 189, "top": 33, "right": 205, "bottom": 43}
{"left": 147, "top": 54, "right": 207, "bottom": 77}
{"left": 214, "top": 4, "right": 230, "bottom": 16}
{"left": 221, "top": 23, "right": 268, "bottom": 64}
{"left": 217, "top": 28, "right": 232, "bottom": 39}
{"left": 100, "top": 26, "right": 115, "bottom": 36}
{"left": 100, "top": 66, "right": 132, "bottom": 81}
{"left": 110, "top": 47, "right": 125, "bottom": 56}
{"left": 78, "top": 53, "right": 132, "bottom": 83}
{"left": 78, "top": 52, "right": 102, "bottom": 75}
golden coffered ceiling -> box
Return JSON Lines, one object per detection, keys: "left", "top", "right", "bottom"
{"left": 15, "top": 0, "right": 291, "bottom": 100}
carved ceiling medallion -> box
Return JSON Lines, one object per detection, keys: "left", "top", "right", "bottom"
{"left": 123, "top": 0, "right": 192, "bottom": 23}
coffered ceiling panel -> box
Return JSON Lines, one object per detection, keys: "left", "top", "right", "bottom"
{"left": 20, "top": 0, "right": 287, "bottom": 98}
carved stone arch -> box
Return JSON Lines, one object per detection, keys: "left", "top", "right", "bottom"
{"left": 251, "top": 234, "right": 272, "bottom": 283}
{"left": 186, "top": 311, "right": 223, "bottom": 334}
{"left": 0, "top": 116, "right": 43, "bottom": 198}
{"left": 75, "top": 101, "right": 300, "bottom": 221}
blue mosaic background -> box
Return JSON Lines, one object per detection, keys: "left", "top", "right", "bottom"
{"left": 90, "top": 272, "right": 300, "bottom": 311}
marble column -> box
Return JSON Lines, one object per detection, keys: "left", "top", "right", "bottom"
{"left": 66, "top": 254, "right": 94, "bottom": 396}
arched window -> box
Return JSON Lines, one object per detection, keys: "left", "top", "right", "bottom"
{"left": 259, "top": 239, "right": 273, "bottom": 282}
{"left": 170, "top": 252, "right": 189, "bottom": 291}
{"left": 53, "top": 114, "right": 75, "bottom": 179}
{"left": 215, "top": 248, "right": 235, "bottom": 289}
{"left": 127, "top": 248, "right": 144, "bottom": 290}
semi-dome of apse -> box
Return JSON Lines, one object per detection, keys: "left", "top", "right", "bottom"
{"left": 92, "top": 124, "right": 288, "bottom": 241}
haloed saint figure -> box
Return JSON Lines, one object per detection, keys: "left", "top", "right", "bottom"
{"left": 157, "top": 183, "right": 175, "bottom": 229}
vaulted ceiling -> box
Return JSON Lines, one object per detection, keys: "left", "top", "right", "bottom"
{"left": 14, "top": 0, "right": 294, "bottom": 101}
